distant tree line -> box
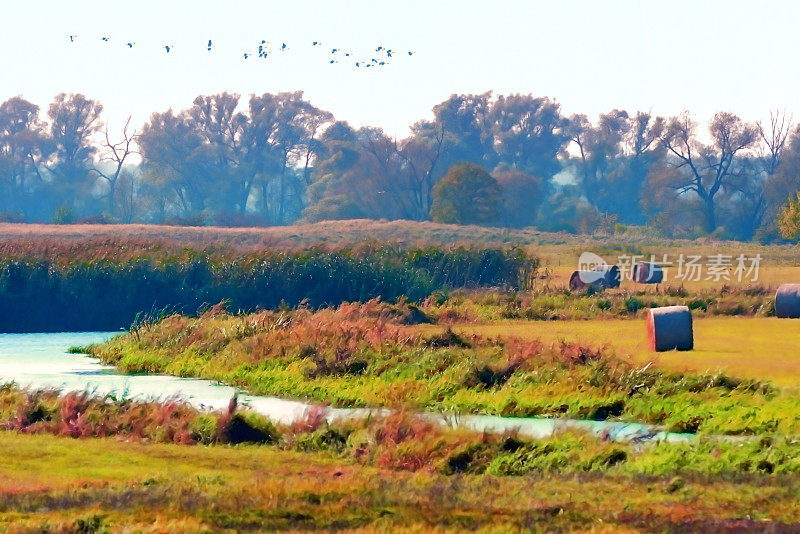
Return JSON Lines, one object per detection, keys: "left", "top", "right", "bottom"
{"left": 2, "top": 91, "right": 799, "bottom": 241}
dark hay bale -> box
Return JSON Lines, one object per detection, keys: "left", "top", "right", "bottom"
{"left": 594, "top": 265, "right": 621, "bottom": 288}
{"left": 775, "top": 284, "right": 800, "bottom": 318}
{"left": 632, "top": 262, "right": 664, "bottom": 284}
{"left": 647, "top": 305, "right": 693, "bottom": 352}
{"left": 569, "top": 270, "right": 605, "bottom": 291}
{"left": 569, "top": 265, "right": 620, "bottom": 291}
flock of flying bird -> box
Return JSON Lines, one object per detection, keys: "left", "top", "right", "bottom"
{"left": 67, "top": 35, "right": 413, "bottom": 68}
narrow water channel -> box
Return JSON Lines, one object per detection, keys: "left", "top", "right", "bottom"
{"left": 0, "top": 332, "right": 692, "bottom": 442}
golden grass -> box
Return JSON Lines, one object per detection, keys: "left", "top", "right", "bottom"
{"left": 441, "top": 316, "right": 800, "bottom": 386}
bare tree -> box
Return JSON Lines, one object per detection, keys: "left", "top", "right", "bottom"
{"left": 93, "top": 116, "right": 139, "bottom": 217}
{"left": 758, "top": 110, "right": 793, "bottom": 175}
{"left": 660, "top": 111, "right": 758, "bottom": 232}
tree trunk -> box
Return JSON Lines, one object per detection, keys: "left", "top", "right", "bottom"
{"left": 108, "top": 181, "right": 116, "bottom": 218}
{"left": 704, "top": 198, "right": 717, "bottom": 233}
{"left": 278, "top": 159, "right": 287, "bottom": 224}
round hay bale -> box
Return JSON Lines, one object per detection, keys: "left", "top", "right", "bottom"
{"left": 632, "top": 262, "right": 664, "bottom": 284}
{"left": 594, "top": 265, "right": 621, "bottom": 288}
{"left": 647, "top": 305, "right": 693, "bottom": 352}
{"left": 775, "top": 284, "right": 800, "bottom": 318}
{"left": 569, "top": 270, "right": 605, "bottom": 291}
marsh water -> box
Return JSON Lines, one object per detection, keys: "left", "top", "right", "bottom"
{"left": 0, "top": 332, "right": 691, "bottom": 442}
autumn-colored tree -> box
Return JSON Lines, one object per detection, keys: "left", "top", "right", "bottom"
{"left": 430, "top": 163, "right": 500, "bottom": 225}
{"left": 778, "top": 192, "right": 800, "bottom": 243}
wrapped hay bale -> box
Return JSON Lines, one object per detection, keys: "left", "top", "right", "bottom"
{"left": 569, "top": 265, "right": 621, "bottom": 291}
{"left": 632, "top": 262, "right": 663, "bottom": 284}
{"left": 569, "top": 270, "right": 604, "bottom": 291}
{"left": 594, "top": 265, "right": 621, "bottom": 288}
{"left": 647, "top": 305, "right": 693, "bottom": 351}
{"left": 775, "top": 284, "right": 800, "bottom": 318}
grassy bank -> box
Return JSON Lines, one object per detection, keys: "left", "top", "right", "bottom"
{"left": 93, "top": 301, "right": 800, "bottom": 435}
{"left": 5, "top": 432, "right": 800, "bottom": 532}
{"left": 6, "top": 382, "right": 800, "bottom": 530}
{"left": 10, "top": 381, "right": 800, "bottom": 480}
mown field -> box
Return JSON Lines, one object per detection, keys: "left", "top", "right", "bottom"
{"left": 443, "top": 316, "right": 800, "bottom": 386}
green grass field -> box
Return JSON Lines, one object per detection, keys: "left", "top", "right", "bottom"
{"left": 4, "top": 431, "right": 800, "bottom": 532}
{"left": 444, "top": 316, "right": 800, "bottom": 386}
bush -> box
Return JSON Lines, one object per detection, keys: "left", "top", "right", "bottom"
{"left": 52, "top": 204, "right": 76, "bottom": 224}
{"left": 431, "top": 163, "right": 501, "bottom": 225}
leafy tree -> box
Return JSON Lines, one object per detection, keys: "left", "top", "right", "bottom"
{"left": 301, "top": 195, "right": 367, "bottom": 222}
{"left": 430, "top": 163, "right": 501, "bottom": 225}
{"left": 138, "top": 109, "right": 211, "bottom": 216}
{"left": 308, "top": 123, "right": 439, "bottom": 221}
{"left": 46, "top": 93, "right": 103, "bottom": 209}
{"left": 536, "top": 184, "right": 598, "bottom": 234}
{"left": 778, "top": 192, "right": 800, "bottom": 242}
{"left": 187, "top": 92, "right": 251, "bottom": 214}
{"left": 567, "top": 110, "right": 663, "bottom": 224}
{"left": 494, "top": 168, "right": 545, "bottom": 228}
{"left": 0, "top": 97, "right": 50, "bottom": 214}
{"left": 487, "top": 94, "right": 567, "bottom": 179}
{"left": 426, "top": 92, "right": 493, "bottom": 172}
{"left": 248, "top": 91, "right": 332, "bottom": 224}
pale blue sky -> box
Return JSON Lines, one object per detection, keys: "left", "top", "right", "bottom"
{"left": 1, "top": 0, "right": 798, "bottom": 137}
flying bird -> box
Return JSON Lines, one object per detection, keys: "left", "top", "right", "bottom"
{"left": 164, "top": 45, "right": 171, "bottom": 53}
{"left": 280, "top": 42, "right": 287, "bottom": 51}
{"left": 69, "top": 35, "right": 76, "bottom": 42}
{"left": 312, "top": 41, "right": 320, "bottom": 46}
{"left": 408, "top": 51, "right": 414, "bottom": 55}
{"left": 101, "top": 37, "right": 109, "bottom": 42}
{"left": 376, "top": 46, "right": 383, "bottom": 51}
{"left": 243, "top": 52, "right": 250, "bottom": 59}
{"left": 207, "top": 39, "right": 212, "bottom": 51}
{"left": 126, "top": 42, "right": 134, "bottom": 48}
{"left": 331, "top": 48, "right": 338, "bottom": 54}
